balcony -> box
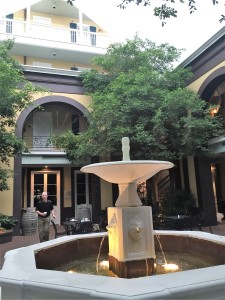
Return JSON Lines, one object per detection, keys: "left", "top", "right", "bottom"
{"left": 24, "top": 136, "right": 61, "bottom": 152}
{"left": 0, "top": 18, "right": 112, "bottom": 63}
{"left": 208, "top": 135, "right": 225, "bottom": 155}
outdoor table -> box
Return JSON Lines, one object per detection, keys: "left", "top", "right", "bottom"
{"left": 62, "top": 219, "right": 93, "bottom": 235}
{"left": 62, "top": 220, "right": 77, "bottom": 235}
{"left": 166, "top": 215, "right": 192, "bottom": 230}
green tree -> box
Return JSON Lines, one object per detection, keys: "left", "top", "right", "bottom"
{"left": 53, "top": 35, "right": 224, "bottom": 164}
{"left": 0, "top": 40, "right": 46, "bottom": 191}
{"left": 118, "top": 0, "right": 224, "bottom": 26}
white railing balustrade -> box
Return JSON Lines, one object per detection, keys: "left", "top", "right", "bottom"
{"left": 32, "top": 136, "right": 53, "bottom": 148}
{"left": 24, "top": 136, "right": 60, "bottom": 151}
{"left": 0, "top": 18, "right": 111, "bottom": 49}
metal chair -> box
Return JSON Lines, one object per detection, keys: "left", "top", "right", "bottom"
{"left": 77, "top": 205, "right": 92, "bottom": 221}
{"left": 75, "top": 220, "right": 93, "bottom": 234}
{"left": 188, "top": 207, "right": 213, "bottom": 233}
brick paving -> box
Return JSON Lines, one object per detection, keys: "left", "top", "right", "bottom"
{"left": 0, "top": 221, "right": 224, "bottom": 269}
{"left": 0, "top": 225, "right": 58, "bottom": 269}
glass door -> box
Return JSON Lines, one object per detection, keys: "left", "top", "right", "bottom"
{"left": 74, "top": 171, "right": 92, "bottom": 219}
{"left": 31, "top": 171, "right": 60, "bottom": 224}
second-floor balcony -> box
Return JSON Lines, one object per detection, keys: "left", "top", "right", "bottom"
{"left": 0, "top": 18, "right": 112, "bottom": 58}
{"left": 24, "top": 136, "right": 62, "bottom": 152}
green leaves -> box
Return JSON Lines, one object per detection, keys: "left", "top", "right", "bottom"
{"left": 118, "top": 0, "right": 221, "bottom": 26}
{"left": 55, "top": 35, "right": 224, "bottom": 163}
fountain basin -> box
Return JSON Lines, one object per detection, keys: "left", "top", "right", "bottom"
{"left": 81, "top": 161, "right": 174, "bottom": 184}
{"left": 0, "top": 231, "right": 225, "bottom": 300}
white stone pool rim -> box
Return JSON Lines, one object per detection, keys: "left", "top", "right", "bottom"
{"left": 0, "top": 231, "right": 224, "bottom": 300}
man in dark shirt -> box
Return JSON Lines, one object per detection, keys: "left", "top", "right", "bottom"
{"left": 36, "top": 191, "right": 56, "bottom": 242}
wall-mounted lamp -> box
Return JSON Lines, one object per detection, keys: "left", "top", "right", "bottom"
{"left": 209, "top": 95, "right": 221, "bottom": 117}
{"left": 210, "top": 105, "right": 220, "bottom": 117}
{"left": 52, "top": 1, "right": 56, "bottom": 9}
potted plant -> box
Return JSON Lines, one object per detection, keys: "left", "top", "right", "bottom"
{"left": 0, "top": 213, "right": 18, "bottom": 244}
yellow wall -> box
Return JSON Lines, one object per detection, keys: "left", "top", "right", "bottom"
{"left": 26, "top": 57, "right": 92, "bottom": 70}
{"left": 13, "top": 55, "right": 24, "bottom": 64}
{"left": 14, "top": 10, "right": 24, "bottom": 20}
{"left": 188, "top": 61, "right": 225, "bottom": 92}
{"left": 0, "top": 159, "right": 14, "bottom": 216}
{"left": 14, "top": 8, "right": 107, "bottom": 34}
{"left": 53, "top": 92, "right": 91, "bottom": 108}
{"left": 28, "top": 92, "right": 91, "bottom": 110}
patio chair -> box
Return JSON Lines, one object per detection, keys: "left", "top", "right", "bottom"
{"left": 153, "top": 214, "right": 175, "bottom": 230}
{"left": 188, "top": 207, "right": 212, "bottom": 233}
{"left": 77, "top": 205, "right": 92, "bottom": 221}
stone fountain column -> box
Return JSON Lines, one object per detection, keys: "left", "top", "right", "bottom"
{"left": 107, "top": 137, "right": 156, "bottom": 278}
{"left": 107, "top": 206, "right": 156, "bottom": 278}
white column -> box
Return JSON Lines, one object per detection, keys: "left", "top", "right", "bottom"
{"left": 26, "top": 5, "right": 31, "bottom": 34}
{"left": 77, "top": 1, "right": 84, "bottom": 43}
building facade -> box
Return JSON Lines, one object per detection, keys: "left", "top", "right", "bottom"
{"left": 0, "top": 0, "right": 114, "bottom": 234}
{"left": 179, "top": 26, "right": 225, "bottom": 224}
{"left": 0, "top": 1, "right": 224, "bottom": 234}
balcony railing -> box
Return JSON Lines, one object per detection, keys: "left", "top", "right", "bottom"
{"left": 0, "top": 18, "right": 111, "bottom": 49}
{"left": 24, "top": 136, "right": 62, "bottom": 151}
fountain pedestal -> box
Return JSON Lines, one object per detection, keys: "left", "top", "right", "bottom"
{"left": 107, "top": 206, "right": 156, "bottom": 278}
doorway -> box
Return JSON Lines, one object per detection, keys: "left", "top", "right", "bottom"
{"left": 31, "top": 171, "right": 61, "bottom": 224}
{"left": 74, "top": 170, "right": 92, "bottom": 219}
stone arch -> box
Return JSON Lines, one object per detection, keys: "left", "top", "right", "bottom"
{"left": 15, "top": 95, "right": 89, "bottom": 137}
{"left": 198, "top": 66, "right": 225, "bottom": 100}
{"left": 13, "top": 95, "right": 89, "bottom": 234}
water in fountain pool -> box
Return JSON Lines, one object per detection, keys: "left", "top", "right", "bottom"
{"left": 55, "top": 251, "right": 214, "bottom": 277}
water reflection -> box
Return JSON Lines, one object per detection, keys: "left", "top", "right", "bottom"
{"left": 60, "top": 251, "right": 214, "bottom": 277}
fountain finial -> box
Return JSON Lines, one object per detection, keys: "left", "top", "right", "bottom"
{"left": 122, "top": 137, "right": 130, "bottom": 161}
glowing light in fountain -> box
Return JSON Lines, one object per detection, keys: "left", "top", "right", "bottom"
{"left": 67, "top": 270, "right": 76, "bottom": 274}
{"left": 99, "top": 260, "right": 109, "bottom": 270}
{"left": 163, "top": 263, "right": 179, "bottom": 272}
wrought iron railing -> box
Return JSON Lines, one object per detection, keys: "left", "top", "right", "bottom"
{"left": 24, "top": 136, "right": 61, "bottom": 151}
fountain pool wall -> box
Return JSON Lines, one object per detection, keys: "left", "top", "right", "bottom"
{"left": 0, "top": 231, "right": 225, "bottom": 300}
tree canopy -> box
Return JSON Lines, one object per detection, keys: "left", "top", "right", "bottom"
{"left": 0, "top": 40, "right": 46, "bottom": 191}
{"left": 53, "top": 35, "right": 224, "bottom": 163}
{"left": 118, "top": 0, "right": 225, "bottom": 26}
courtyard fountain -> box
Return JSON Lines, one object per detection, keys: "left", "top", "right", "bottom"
{"left": 81, "top": 137, "right": 174, "bottom": 278}
{"left": 0, "top": 137, "right": 224, "bottom": 299}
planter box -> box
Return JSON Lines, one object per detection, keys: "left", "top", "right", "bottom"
{"left": 0, "top": 230, "right": 13, "bottom": 244}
